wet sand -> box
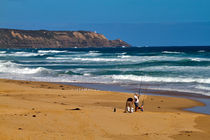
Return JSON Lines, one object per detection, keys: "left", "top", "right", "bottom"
{"left": 0, "top": 79, "right": 210, "bottom": 140}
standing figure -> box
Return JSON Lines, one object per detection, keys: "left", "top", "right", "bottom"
{"left": 134, "top": 93, "right": 140, "bottom": 112}
{"left": 125, "top": 97, "right": 134, "bottom": 113}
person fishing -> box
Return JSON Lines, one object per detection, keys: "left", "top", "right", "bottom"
{"left": 124, "top": 97, "right": 134, "bottom": 113}
{"left": 134, "top": 93, "right": 140, "bottom": 112}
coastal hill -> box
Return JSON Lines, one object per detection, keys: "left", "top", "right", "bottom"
{"left": 0, "top": 29, "right": 130, "bottom": 48}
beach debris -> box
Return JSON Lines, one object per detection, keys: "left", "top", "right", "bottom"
{"left": 18, "top": 128, "right": 23, "bottom": 130}
{"left": 72, "top": 108, "right": 80, "bottom": 110}
{"left": 60, "top": 103, "right": 67, "bottom": 105}
{"left": 184, "top": 131, "right": 192, "bottom": 133}
{"left": 143, "top": 133, "right": 149, "bottom": 136}
{"left": 32, "top": 115, "right": 36, "bottom": 117}
{"left": 114, "top": 108, "right": 116, "bottom": 112}
{"left": 32, "top": 108, "right": 35, "bottom": 110}
{"left": 157, "top": 106, "right": 161, "bottom": 108}
{"left": 66, "top": 108, "right": 81, "bottom": 111}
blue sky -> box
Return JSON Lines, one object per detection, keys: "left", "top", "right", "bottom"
{"left": 1, "top": 0, "right": 210, "bottom": 46}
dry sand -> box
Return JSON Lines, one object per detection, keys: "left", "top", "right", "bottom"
{"left": 0, "top": 79, "right": 210, "bottom": 140}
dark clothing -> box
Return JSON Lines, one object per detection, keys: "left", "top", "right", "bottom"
{"left": 134, "top": 102, "right": 139, "bottom": 107}
{"left": 127, "top": 98, "right": 133, "bottom": 102}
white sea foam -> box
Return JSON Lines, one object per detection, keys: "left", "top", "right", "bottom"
{"left": 38, "top": 50, "right": 67, "bottom": 53}
{"left": 189, "top": 58, "right": 201, "bottom": 62}
{"left": 85, "top": 51, "right": 101, "bottom": 56}
{"left": 0, "top": 52, "right": 39, "bottom": 57}
{"left": 195, "top": 85, "right": 210, "bottom": 91}
{"left": 146, "top": 87, "right": 210, "bottom": 96}
{"left": 117, "top": 55, "right": 131, "bottom": 58}
{"left": 162, "top": 51, "right": 182, "bottom": 54}
{"left": 192, "top": 57, "right": 210, "bottom": 62}
{"left": 88, "top": 51, "right": 99, "bottom": 53}
{"left": 0, "top": 61, "right": 54, "bottom": 75}
{"left": 140, "top": 65, "right": 210, "bottom": 72}
{"left": 198, "top": 50, "right": 205, "bottom": 53}
{"left": 112, "top": 75, "right": 210, "bottom": 84}
{"left": 46, "top": 57, "right": 70, "bottom": 60}
{"left": 0, "top": 51, "right": 6, "bottom": 54}
{"left": 72, "top": 58, "right": 124, "bottom": 62}
{"left": 83, "top": 73, "right": 91, "bottom": 76}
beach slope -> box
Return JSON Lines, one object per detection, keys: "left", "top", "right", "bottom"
{"left": 0, "top": 79, "right": 210, "bottom": 140}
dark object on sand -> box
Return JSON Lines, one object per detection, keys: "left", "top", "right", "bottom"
{"left": 32, "top": 115, "right": 36, "bottom": 117}
{"left": 18, "top": 128, "right": 23, "bottom": 130}
{"left": 71, "top": 108, "right": 81, "bottom": 110}
{"left": 114, "top": 108, "right": 116, "bottom": 112}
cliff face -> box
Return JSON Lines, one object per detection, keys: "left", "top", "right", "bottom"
{"left": 0, "top": 29, "right": 130, "bottom": 48}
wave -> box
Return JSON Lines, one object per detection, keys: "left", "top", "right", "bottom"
{"left": 189, "top": 58, "right": 201, "bottom": 62}
{"left": 85, "top": 51, "right": 102, "bottom": 56}
{"left": 117, "top": 55, "right": 131, "bottom": 58}
{"left": 0, "top": 51, "right": 6, "bottom": 54}
{"left": 140, "top": 65, "right": 210, "bottom": 72}
{"left": 146, "top": 87, "right": 210, "bottom": 96}
{"left": 0, "top": 61, "right": 55, "bottom": 75}
{"left": 46, "top": 57, "right": 70, "bottom": 60}
{"left": 38, "top": 50, "right": 68, "bottom": 54}
{"left": 88, "top": 51, "right": 99, "bottom": 53}
{"left": 111, "top": 75, "right": 210, "bottom": 84}
{"left": 72, "top": 58, "right": 124, "bottom": 62}
{"left": 198, "top": 50, "right": 206, "bottom": 53}
{"left": 117, "top": 52, "right": 127, "bottom": 55}
{"left": 0, "top": 51, "right": 42, "bottom": 57}
{"left": 162, "top": 51, "right": 183, "bottom": 54}
{"left": 195, "top": 85, "right": 210, "bottom": 91}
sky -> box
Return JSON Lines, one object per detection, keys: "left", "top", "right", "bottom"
{"left": 1, "top": 0, "right": 210, "bottom": 46}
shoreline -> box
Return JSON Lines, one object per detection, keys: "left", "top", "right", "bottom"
{"left": 61, "top": 82, "right": 210, "bottom": 98}
{"left": 60, "top": 82, "right": 210, "bottom": 115}
{"left": 0, "top": 78, "right": 210, "bottom": 139}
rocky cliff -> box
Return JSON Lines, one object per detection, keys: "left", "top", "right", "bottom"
{"left": 0, "top": 29, "right": 130, "bottom": 48}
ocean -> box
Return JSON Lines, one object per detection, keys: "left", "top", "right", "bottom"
{"left": 0, "top": 46, "right": 210, "bottom": 97}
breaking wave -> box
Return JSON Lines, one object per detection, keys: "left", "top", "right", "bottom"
{"left": 0, "top": 60, "right": 55, "bottom": 75}
{"left": 112, "top": 75, "right": 210, "bottom": 84}
{"left": 162, "top": 51, "right": 183, "bottom": 54}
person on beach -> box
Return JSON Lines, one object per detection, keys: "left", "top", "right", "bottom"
{"left": 134, "top": 93, "right": 140, "bottom": 112}
{"left": 124, "top": 97, "right": 134, "bottom": 113}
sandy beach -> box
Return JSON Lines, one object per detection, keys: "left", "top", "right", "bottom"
{"left": 0, "top": 79, "right": 210, "bottom": 140}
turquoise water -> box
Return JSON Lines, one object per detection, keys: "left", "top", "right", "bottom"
{"left": 0, "top": 47, "right": 210, "bottom": 96}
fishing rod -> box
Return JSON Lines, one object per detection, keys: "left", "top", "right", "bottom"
{"left": 138, "top": 72, "right": 144, "bottom": 111}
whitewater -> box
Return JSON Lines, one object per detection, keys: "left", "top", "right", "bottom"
{"left": 0, "top": 47, "right": 210, "bottom": 96}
